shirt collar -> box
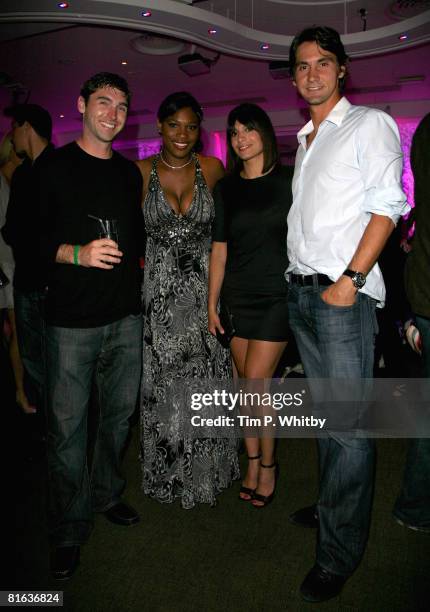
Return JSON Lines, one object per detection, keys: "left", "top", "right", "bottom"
{"left": 297, "top": 96, "right": 351, "bottom": 144}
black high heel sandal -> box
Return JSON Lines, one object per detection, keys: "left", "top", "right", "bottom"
{"left": 239, "top": 454, "right": 261, "bottom": 501}
{"left": 251, "top": 461, "right": 279, "bottom": 508}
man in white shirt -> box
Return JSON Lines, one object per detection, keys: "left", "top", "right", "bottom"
{"left": 286, "top": 26, "right": 409, "bottom": 602}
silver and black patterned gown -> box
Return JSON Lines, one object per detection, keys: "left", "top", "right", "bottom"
{"left": 140, "top": 154, "right": 240, "bottom": 508}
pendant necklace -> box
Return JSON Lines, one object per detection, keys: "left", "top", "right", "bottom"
{"left": 160, "top": 150, "right": 193, "bottom": 170}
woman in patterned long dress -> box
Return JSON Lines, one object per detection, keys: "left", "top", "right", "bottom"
{"left": 136, "top": 92, "right": 239, "bottom": 509}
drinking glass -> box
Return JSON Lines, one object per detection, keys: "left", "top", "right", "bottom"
{"left": 99, "top": 219, "right": 119, "bottom": 245}
{"left": 88, "top": 214, "right": 119, "bottom": 245}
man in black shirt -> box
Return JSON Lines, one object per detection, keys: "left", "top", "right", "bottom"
{"left": 38, "top": 73, "right": 144, "bottom": 580}
{"left": 2, "top": 104, "right": 53, "bottom": 420}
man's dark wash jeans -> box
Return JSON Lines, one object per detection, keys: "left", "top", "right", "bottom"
{"left": 46, "top": 314, "right": 142, "bottom": 546}
{"left": 288, "top": 284, "right": 378, "bottom": 576}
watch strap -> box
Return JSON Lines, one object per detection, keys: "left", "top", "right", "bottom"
{"left": 342, "top": 268, "right": 366, "bottom": 288}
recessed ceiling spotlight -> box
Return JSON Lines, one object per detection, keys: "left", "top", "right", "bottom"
{"left": 208, "top": 28, "right": 217, "bottom": 35}
{"left": 399, "top": 33, "right": 408, "bottom": 40}
{"left": 58, "top": 2, "right": 69, "bottom": 7}
{"left": 141, "top": 10, "right": 151, "bottom": 17}
{"left": 121, "top": 61, "right": 128, "bottom": 65}
{"left": 59, "top": 114, "right": 65, "bottom": 118}
{"left": 260, "top": 43, "right": 270, "bottom": 51}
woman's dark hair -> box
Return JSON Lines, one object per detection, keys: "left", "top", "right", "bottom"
{"left": 226, "top": 103, "right": 278, "bottom": 174}
{"left": 157, "top": 91, "right": 204, "bottom": 152}
{"left": 80, "top": 72, "right": 131, "bottom": 105}
{"left": 157, "top": 91, "right": 203, "bottom": 123}
{"left": 289, "top": 26, "right": 349, "bottom": 91}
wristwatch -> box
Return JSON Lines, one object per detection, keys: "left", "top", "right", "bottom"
{"left": 342, "top": 269, "right": 366, "bottom": 289}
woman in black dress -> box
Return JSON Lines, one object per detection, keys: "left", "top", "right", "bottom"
{"left": 208, "top": 103, "right": 293, "bottom": 507}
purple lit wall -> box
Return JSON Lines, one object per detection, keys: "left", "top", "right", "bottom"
{"left": 396, "top": 117, "right": 420, "bottom": 211}
{"left": 137, "top": 139, "right": 161, "bottom": 159}
{"left": 206, "top": 131, "right": 227, "bottom": 162}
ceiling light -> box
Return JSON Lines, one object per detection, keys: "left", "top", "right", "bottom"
{"left": 59, "top": 114, "right": 65, "bottom": 118}
{"left": 141, "top": 10, "right": 151, "bottom": 17}
{"left": 208, "top": 28, "right": 217, "bottom": 35}
{"left": 260, "top": 43, "right": 270, "bottom": 51}
{"left": 58, "top": 2, "right": 69, "bottom": 7}
{"left": 178, "top": 52, "right": 220, "bottom": 77}
{"left": 399, "top": 33, "right": 408, "bottom": 40}
{"left": 121, "top": 61, "right": 128, "bottom": 65}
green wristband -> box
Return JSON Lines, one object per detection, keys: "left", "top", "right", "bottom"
{"left": 73, "top": 244, "right": 80, "bottom": 266}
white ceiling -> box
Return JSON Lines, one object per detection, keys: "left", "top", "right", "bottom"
{"left": 1, "top": 0, "right": 429, "bottom": 149}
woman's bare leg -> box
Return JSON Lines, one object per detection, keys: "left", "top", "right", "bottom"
{"left": 231, "top": 337, "right": 287, "bottom": 502}
{"left": 244, "top": 340, "right": 287, "bottom": 506}
{"left": 231, "top": 336, "right": 260, "bottom": 499}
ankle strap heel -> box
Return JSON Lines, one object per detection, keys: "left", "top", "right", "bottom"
{"left": 239, "top": 454, "right": 261, "bottom": 502}
{"left": 252, "top": 462, "right": 279, "bottom": 509}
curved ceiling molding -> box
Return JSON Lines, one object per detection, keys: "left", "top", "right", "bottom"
{"left": 0, "top": 0, "right": 429, "bottom": 59}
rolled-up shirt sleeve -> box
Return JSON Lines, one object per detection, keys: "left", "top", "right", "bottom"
{"left": 358, "top": 110, "right": 410, "bottom": 223}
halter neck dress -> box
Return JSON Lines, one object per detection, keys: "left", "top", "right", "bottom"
{"left": 140, "top": 154, "right": 239, "bottom": 508}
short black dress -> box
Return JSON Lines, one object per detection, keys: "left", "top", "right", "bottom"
{"left": 212, "top": 164, "right": 293, "bottom": 341}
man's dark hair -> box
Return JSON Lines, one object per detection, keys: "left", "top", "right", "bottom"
{"left": 226, "top": 103, "right": 279, "bottom": 174}
{"left": 157, "top": 91, "right": 204, "bottom": 153}
{"left": 4, "top": 103, "right": 52, "bottom": 141}
{"left": 289, "top": 26, "right": 349, "bottom": 91}
{"left": 80, "top": 72, "right": 131, "bottom": 105}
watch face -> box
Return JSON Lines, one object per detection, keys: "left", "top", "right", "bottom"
{"left": 353, "top": 272, "right": 366, "bottom": 289}
{"left": 343, "top": 269, "right": 366, "bottom": 288}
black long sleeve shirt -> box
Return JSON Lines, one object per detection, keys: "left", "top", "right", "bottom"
{"left": 38, "top": 142, "right": 144, "bottom": 328}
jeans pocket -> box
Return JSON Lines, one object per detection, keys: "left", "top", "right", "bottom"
{"left": 318, "top": 290, "right": 358, "bottom": 311}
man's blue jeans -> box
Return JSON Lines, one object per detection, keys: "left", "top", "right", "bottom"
{"left": 393, "top": 313, "right": 430, "bottom": 529}
{"left": 46, "top": 314, "right": 142, "bottom": 546}
{"left": 288, "top": 284, "right": 378, "bottom": 576}
{"left": 13, "top": 289, "right": 46, "bottom": 410}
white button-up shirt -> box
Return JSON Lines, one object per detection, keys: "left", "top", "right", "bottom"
{"left": 286, "top": 97, "right": 409, "bottom": 305}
